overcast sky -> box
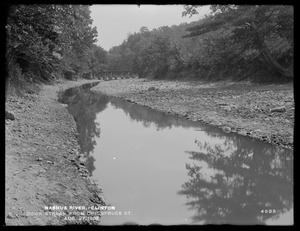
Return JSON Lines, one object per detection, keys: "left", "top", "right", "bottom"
{"left": 90, "top": 4, "right": 211, "bottom": 51}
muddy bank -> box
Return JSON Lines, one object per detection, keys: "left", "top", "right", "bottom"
{"left": 5, "top": 79, "right": 105, "bottom": 226}
{"left": 91, "top": 78, "right": 294, "bottom": 150}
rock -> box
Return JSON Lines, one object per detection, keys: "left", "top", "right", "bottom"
{"left": 270, "top": 106, "right": 286, "bottom": 113}
{"left": 79, "top": 168, "right": 88, "bottom": 173}
{"left": 5, "top": 110, "right": 15, "bottom": 120}
{"left": 148, "top": 87, "right": 157, "bottom": 91}
{"left": 79, "top": 157, "right": 86, "bottom": 162}
{"left": 7, "top": 212, "right": 14, "bottom": 219}
{"left": 220, "top": 105, "right": 232, "bottom": 111}
{"left": 222, "top": 126, "right": 231, "bottom": 133}
{"left": 36, "top": 157, "right": 43, "bottom": 161}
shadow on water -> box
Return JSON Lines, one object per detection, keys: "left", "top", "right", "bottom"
{"left": 58, "top": 82, "right": 293, "bottom": 225}
{"left": 179, "top": 135, "right": 293, "bottom": 225}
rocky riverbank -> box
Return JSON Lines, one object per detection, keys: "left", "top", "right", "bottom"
{"left": 5, "top": 79, "right": 105, "bottom": 226}
{"left": 91, "top": 78, "right": 294, "bottom": 150}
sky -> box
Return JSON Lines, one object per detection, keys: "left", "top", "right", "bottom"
{"left": 90, "top": 4, "right": 211, "bottom": 51}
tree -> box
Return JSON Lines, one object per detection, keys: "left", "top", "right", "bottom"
{"left": 182, "top": 5, "right": 294, "bottom": 79}
{"left": 6, "top": 4, "right": 101, "bottom": 82}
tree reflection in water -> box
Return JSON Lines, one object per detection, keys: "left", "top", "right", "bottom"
{"left": 108, "top": 95, "right": 201, "bottom": 131}
{"left": 58, "top": 82, "right": 109, "bottom": 176}
{"left": 178, "top": 134, "right": 293, "bottom": 225}
{"left": 58, "top": 82, "right": 205, "bottom": 177}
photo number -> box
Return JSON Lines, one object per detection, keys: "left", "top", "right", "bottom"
{"left": 261, "top": 209, "right": 277, "bottom": 214}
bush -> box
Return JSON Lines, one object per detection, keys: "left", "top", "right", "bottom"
{"left": 6, "top": 62, "right": 42, "bottom": 97}
{"left": 64, "top": 70, "right": 77, "bottom": 80}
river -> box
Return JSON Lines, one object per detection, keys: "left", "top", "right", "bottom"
{"left": 58, "top": 82, "right": 293, "bottom": 225}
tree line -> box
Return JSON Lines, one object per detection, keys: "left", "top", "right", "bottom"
{"left": 5, "top": 4, "right": 108, "bottom": 88}
{"left": 107, "top": 5, "right": 293, "bottom": 81}
{"left": 5, "top": 5, "right": 293, "bottom": 85}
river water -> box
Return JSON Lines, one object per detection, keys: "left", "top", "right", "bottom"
{"left": 58, "top": 82, "right": 293, "bottom": 225}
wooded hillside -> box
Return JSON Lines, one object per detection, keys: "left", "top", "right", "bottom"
{"left": 107, "top": 5, "right": 293, "bottom": 82}
{"left": 5, "top": 5, "right": 108, "bottom": 91}
{"left": 5, "top": 5, "right": 293, "bottom": 87}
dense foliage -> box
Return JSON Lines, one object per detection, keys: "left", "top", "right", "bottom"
{"left": 6, "top": 4, "right": 108, "bottom": 86}
{"left": 107, "top": 5, "right": 293, "bottom": 81}
{"left": 6, "top": 5, "right": 293, "bottom": 85}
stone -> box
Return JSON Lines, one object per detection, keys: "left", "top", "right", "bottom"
{"left": 222, "top": 126, "right": 231, "bottom": 133}
{"left": 5, "top": 110, "right": 15, "bottom": 120}
{"left": 79, "top": 157, "right": 86, "bottom": 162}
{"left": 148, "top": 87, "right": 157, "bottom": 91}
{"left": 221, "top": 106, "right": 231, "bottom": 111}
{"left": 270, "top": 106, "right": 286, "bottom": 113}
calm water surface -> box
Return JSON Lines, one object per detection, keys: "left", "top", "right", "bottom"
{"left": 58, "top": 82, "right": 293, "bottom": 225}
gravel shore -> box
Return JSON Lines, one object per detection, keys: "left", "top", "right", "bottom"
{"left": 91, "top": 78, "right": 294, "bottom": 150}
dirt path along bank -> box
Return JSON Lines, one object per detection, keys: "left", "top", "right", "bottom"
{"left": 5, "top": 79, "right": 105, "bottom": 226}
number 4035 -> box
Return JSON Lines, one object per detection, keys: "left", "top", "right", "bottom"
{"left": 261, "top": 209, "right": 277, "bottom": 213}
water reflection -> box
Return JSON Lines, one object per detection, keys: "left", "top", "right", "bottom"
{"left": 58, "top": 82, "right": 293, "bottom": 225}
{"left": 179, "top": 136, "right": 293, "bottom": 225}
{"left": 58, "top": 82, "right": 109, "bottom": 175}
{"left": 107, "top": 96, "right": 203, "bottom": 131}
{"left": 58, "top": 82, "right": 206, "bottom": 175}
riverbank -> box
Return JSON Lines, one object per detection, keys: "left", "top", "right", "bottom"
{"left": 5, "top": 79, "right": 105, "bottom": 226}
{"left": 91, "top": 78, "right": 294, "bottom": 150}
